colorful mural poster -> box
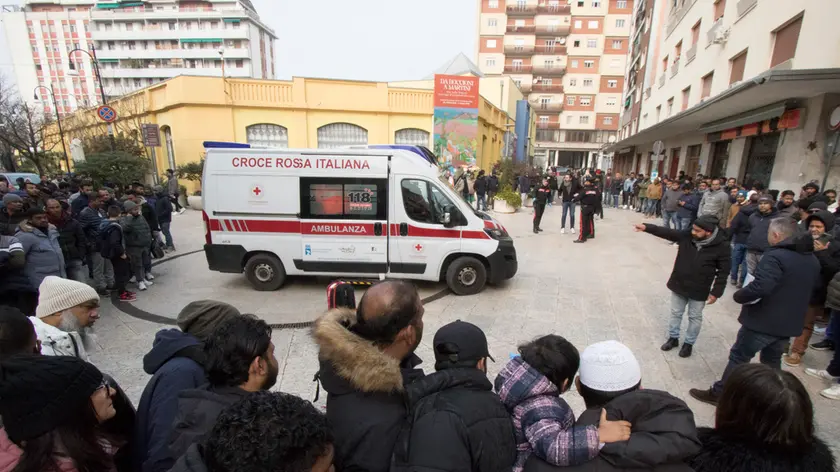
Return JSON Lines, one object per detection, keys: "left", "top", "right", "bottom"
{"left": 433, "top": 74, "right": 479, "bottom": 169}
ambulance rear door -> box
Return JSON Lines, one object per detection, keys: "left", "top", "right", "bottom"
{"left": 295, "top": 153, "right": 390, "bottom": 275}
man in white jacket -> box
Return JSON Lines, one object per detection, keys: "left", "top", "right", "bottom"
{"left": 29, "top": 276, "right": 101, "bottom": 360}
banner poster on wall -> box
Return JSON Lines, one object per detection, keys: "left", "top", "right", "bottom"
{"left": 433, "top": 74, "right": 480, "bottom": 169}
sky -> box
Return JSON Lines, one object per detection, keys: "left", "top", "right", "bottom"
{"left": 0, "top": 0, "right": 478, "bottom": 87}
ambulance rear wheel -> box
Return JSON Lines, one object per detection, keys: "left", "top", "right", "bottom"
{"left": 245, "top": 254, "right": 286, "bottom": 291}
{"left": 446, "top": 256, "right": 487, "bottom": 296}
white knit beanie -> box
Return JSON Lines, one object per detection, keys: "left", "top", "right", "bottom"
{"left": 36, "top": 276, "right": 100, "bottom": 319}
{"left": 579, "top": 340, "right": 642, "bottom": 392}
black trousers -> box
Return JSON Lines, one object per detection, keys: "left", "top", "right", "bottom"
{"left": 110, "top": 256, "right": 131, "bottom": 294}
{"left": 533, "top": 203, "right": 546, "bottom": 230}
{"left": 579, "top": 206, "right": 595, "bottom": 241}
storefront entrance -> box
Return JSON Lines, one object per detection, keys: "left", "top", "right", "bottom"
{"left": 685, "top": 145, "right": 701, "bottom": 177}
{"left": 742, "top": 134, "right": 780, "bottom": 189}
{"left": 708, "top": 140, "right": 731, "bottom": 179}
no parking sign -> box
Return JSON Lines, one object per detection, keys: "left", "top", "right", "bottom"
{"left": 97, "top": 105, "right": 117, "bottom": 123}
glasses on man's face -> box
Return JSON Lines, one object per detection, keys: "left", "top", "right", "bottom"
{"left": 97, "top": 378, "right": 112, "bottom": 394}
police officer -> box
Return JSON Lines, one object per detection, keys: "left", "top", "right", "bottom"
{"left": 575, "top": 178, "right": 601, "bottom": 243}
{"left": 533, "top": 178, "right": 552, "bottom": 234}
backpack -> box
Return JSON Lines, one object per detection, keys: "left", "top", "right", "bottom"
{"left": 327, "top": 281, "right": 356, "bottom": 309}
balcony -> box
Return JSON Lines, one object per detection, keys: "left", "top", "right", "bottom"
{"left": 92, "top": 28, "right": 249, "bottom": 41}
{"left": 706, "top": 18, "right": 724, "bottom": 47}
{"left": 535, "top": 45, "right": 567, "bottom": 55}
{"left": 670, "top": 60, "right": 680, "bottom": 78}
{"left": 532, "top": 65, "right": 565, "bottom": 76}
{"left": 736, "top": 0, "right": 758, "bottom": 18}
{"left": 535, "top": 25, "right": 571, "bottom": 36}
{"left": 537, "top": 4, "right": 571, "bottom": 14}
{"left": 658, "top": 73, "right": 666, "bottom": 88}
{"left": 99, "top": 66, "right": 251, "bottom": 79}
{"left": 644, "top": 87, "right": 651, "bottom": 99}
{"left": 504, "top": 45, "right": 535, "bottom": 56}
{"left": 685, "top": 44, "right": 697, "bottom": 64}
{"left": 531, "top": 83, "right": 564, "bottom": 93}
{"left": 506, "top": 4, "right": 537, "bottom": 16}
{"left": 506, "top": 24, "right": 536, "bottom": 33}
{"left": 530, "top": 101, "right": 564, "bottom": 112}
{"left": 536, "top": 129, "right": 559, "bottom": 142}
{"left": 536, "top": 121, "right": 563, "bottom": 129}
{"left": 503, "top": 64, "right": 533, "bottom": 73}
{"left": 96, "top": 47, "right": 250, "bottom": 60}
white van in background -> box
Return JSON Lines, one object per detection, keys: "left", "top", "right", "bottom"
{"left": 200, "top": 142, "right": 517, "bottom": 295}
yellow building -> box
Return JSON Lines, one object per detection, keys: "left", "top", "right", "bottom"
{"left": 57, "top": 74, "right": 514, "bottom": 193}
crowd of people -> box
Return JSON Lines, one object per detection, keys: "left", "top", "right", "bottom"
{"left": 0, "top": 169, "right": 184, "bottom": 311}
{"left": 0, "top": 278, "right": 836, "bottom": 472}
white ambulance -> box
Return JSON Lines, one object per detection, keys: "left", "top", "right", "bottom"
{"left": 201, "top": 142, "right": 517, "bottom": 295}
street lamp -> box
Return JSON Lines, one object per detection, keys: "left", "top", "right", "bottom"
{"left": 67, "top": 43, "right": 115, "bottom": 151}
{"left": 33, "top": 85, "right": 71, "bottom": 175}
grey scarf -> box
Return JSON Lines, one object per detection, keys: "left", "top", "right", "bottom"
{"left": 693, "top": 227, "right": 719, "bottom": 249}
{"left": 562, "top": 180, "right": 572, "bottom": 191}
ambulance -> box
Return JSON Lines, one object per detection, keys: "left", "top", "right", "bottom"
{"left": 201, "top": 142, "right": 517, "bottom": 295}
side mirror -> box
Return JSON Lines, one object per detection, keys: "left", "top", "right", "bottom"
{"left": 440, "top": 212, "right": 452, "bottom": 226}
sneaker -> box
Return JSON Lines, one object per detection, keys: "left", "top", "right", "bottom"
{"left": 143, "top": 279, "right": 154, "bottom": 286}
{"left": 138, "top": 281, "right": 148, "bottom": 291}
{"left": 689, "top": 388, "right": 720, "bottom": 406}
{"left": 820, "top": 384, "right": 840, "bottom": 400}
{"left": 729, "top": 278, "right": 737, "bottom": 286}
{"left": 573, "top": 239, "right": 586, "bottom": 244}
{"left": 129, "top": 276, "right": 137, "bottom": 284}
{"left": 736, "top": 283, "right": 743, "bottom": 289}
{"left": 96, "top": 289, "right": 109, "bottom": 296}
{"left": 679, "top": 343, "right": 693, "bottom": 358}
{"left": 179, "top": 208, "right": 186, "bottom": 214}
{"left": 537, "top": 228, "right": 544, "bottom": 232}
{"left": 660, "top": 338, "right": 679, "bottom": 351}
{"left": 571, "top": 228, "right": 576, "bottom": 234}
{"left": 145, "top": 273, "right": 155, "bottom": 280}
{"left": 810, "top": 339, "right": 835, "bottom": 351}
{"left": 119, "top": 291, "right": 137, "bottom": 302}
{"left": 561, "top": 228, "right": 566, "bottom": 234}
{"left": 783, "top": 352, "right": 802, "bottom": 367}
{"left": 805, "top": 368, "right": 840, "bottom": 382}
{"left": 814, "top": 326, "right": 827, "bottom": 335}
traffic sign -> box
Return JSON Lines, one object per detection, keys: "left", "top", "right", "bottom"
{"left": 141, "top": 123, "right": 161, "bottom": 147}
{"left": 652, "top": 140, "right": 665, "bottom": 155}
{"left": 97, "top": 105, "right": 117, "bottom": 123}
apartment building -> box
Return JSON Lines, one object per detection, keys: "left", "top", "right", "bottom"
{"left": 609, "top": 0, "right": 840, "bottom": 191}
{"left": 1, "top": 0, "right": 276, "bottom": 116}
{"left": 476, "top": 0, "right": 632, "bottom": 169}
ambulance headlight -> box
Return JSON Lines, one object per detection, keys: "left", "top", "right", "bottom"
{"left": 484, "top": 228, "right": 508, "bottom": 239}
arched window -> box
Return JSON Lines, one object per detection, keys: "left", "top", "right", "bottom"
{"left": 395, "top": 128, "right": 430, "bottom": 147}
{"left": 246, "top": 123, "right": 289, "bottom": 148}
{"left": 161, "top": 126, "right": 176, "bottom": 170}
{"left": 317, "top": 123, "right": 368, "bottom": 149}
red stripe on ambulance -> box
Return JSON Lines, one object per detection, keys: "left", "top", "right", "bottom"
{"left": 209, "top": 219, "right": 489, "bottom": 239}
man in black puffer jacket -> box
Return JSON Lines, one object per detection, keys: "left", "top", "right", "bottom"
{"left": 526, "top": 341, "right": 699, "bottom": 472}
{"left": 728, "top": 194, "right": 758, "bottom": 287}
{"left": 745, "top": 194, "right": 782, "bottom": 276}
{"left": 635, "top": 215, "right": 730, "bottom": 357}
{"left": 391, "top": 320, "right": 515, "bottom": 472}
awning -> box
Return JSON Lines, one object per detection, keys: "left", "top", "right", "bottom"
{"left": 698, "top": 101, "right": 790, "bottom": 134}
{"left": 605, "top": 68, "right": 840, "bottom": 152}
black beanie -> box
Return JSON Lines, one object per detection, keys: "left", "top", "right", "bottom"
{"left": 694, "top": 215, "right": 719, "bottom": 232}
{"left": 0, "top": 355, "right": 103, "bottom": 444}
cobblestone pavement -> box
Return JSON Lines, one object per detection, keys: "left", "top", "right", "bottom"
{"left": 88, "top": 204, "right": 840, "bottom": 450}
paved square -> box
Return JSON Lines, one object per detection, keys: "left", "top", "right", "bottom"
{"left": 88, "top": 204, "right": 840, "bottom": 450}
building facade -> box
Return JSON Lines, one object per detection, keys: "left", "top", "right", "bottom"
{"left": 53, "top": 75, "right": 515, "bottom": 191}
{"left": 476, "top": 0, "right": 632, "bottom": 169}
{"left": 610, "top": 0, "right": 840, "bottom": 191}
{"left": 1, "top": 0, "right": 276, "bottom": 116}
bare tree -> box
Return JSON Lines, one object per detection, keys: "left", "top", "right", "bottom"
{"left": 0, "top": 75, "right": 58, "bottom": 175}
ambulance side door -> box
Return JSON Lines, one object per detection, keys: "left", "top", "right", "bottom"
{"left": 390, "top": 176, "right": 463, "bottom": 280}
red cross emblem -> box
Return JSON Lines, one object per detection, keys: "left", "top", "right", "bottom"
{"left": 414, "top": 244, "right": 423, "bottom": 252}
{"left": 252, "top": 186, "right": 262, "bottom": 197}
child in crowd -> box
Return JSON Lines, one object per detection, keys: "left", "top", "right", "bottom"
{"left": 495, "top": 335, "right": 632, "bottom": 472}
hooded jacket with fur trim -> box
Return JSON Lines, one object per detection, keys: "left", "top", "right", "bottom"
{"left": 312, "top": 308, "right": 424, "bottom": 472}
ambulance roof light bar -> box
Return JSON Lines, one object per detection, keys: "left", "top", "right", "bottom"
{"left": 203, "top": 141, "right": 252, "bottom": 149}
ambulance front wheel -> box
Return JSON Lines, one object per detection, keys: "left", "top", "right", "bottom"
{"left": 245, "top": 254, "right": 287, "bottom": 291}
{"left": 446, "top": 256, "right": 487, "bottom": 296}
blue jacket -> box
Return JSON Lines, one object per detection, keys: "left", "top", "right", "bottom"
{"left": 133, "top": 329, "right": 206, "bottom": 472}
{"left": 746, "top": 208, "right": 782, "bottom": 253}
{"left": 734, "top": 234, "right": 820, "bottom": 337}
{"left": 676, "top": 193, "right": 701, "bottom": 220}
{"left": 623, "top": 178, "right": 635, "bottom": 192}
{"left": 15, "top": 221, "right": 65, "bottom": 288}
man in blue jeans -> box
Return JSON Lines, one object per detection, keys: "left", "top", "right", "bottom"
{"left": 676, "top": 183, "right": 701, "bottom": 231}
{"left": 558, "top": 174, "right": 581, "bottom": 234}
{"left": 728, "top": 192, "right": 757, "bottom": 287}
{"left": 610, "top": 172, "right": 623, "bottom": 208}
{"left": 690, "top": 218, "right": 820, "bottom": 405}
{"left": 634, "top": 215, "right": 730, "bottom": 358}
